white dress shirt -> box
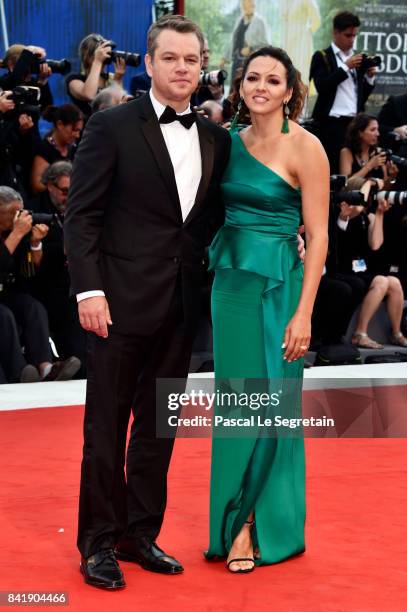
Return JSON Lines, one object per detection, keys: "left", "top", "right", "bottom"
{"left": 329, "top": 42, "right": 358, "bottom": 118}
{"left": 329, "top": 42, "right": 375, "bottom": 118}
{"left": 77, "top": 89, "right": 202, "bottom": 303}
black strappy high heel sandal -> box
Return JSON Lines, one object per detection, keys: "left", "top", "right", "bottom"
{"left": 226, "top": 520, "right": 255, "bottom": 574}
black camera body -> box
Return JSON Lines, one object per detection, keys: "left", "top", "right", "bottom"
{"left": 359, "top": 54, "right": 381, "bottom": 73}
{"left": 102, "top": 40, "right": 141, "bottom": 68}
{"left": 7, "top": 85, "right": 41, "bottom": 118}
{"left": 383, "top": 149, "right": 407, "bottom": 169}
{"left": 199, "top": 69, "right": 227, "bottom": 87}
{"left": 330, "top": 175, "right": 365, "bottom": 206}
{"left": 21, "top": 209, "right": 55, "bottom": 226}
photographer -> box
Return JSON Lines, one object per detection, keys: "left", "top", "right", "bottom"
{"left": 0, "top": 89, "right": 38, "bottom": 197}
{"left": 331, "top": 179, "right": 407, "bottom": 349}
{"left": 31, "top": 104, "right": 83, "bottom": 194}
{"left": 309, "top": 11, "right": 376, "bottom": 173}
{"left": 192, "top": 37, "right": 224, "bottom": 107}
{"left": 66, "top": 34, "right": 126, "bottom": 121}
{"left": 0, "top": 186, "right": 81, "bottom": 380}
{"left": 0, "top": 44, "right": 53, "bottom": 111}
{"left": 378, "top": 92, "right": 407, "bottom": 190}
{"left": 28, "top": 162, "right": 86, "bottom": 376}
{"left": 339, "top": 114, "right": 398, "bottom": 186}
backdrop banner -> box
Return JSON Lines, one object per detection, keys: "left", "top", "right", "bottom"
{"left": 185, "top": 0, "right": 407, "bottom": 114}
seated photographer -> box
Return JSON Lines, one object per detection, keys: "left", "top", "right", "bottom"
{"left": 0, "top": 44, "right": 53, "bottom": 111}
{"left": 0, "top": 185, "right": 81, "bottom": 380}
{"left": 334, "top": 178, "right": 407, "bottom": 349}
{"left": 339, "top": 113, "right": 398, "bottom": 187}
{"left": 28, "top": 162, "right": 87, "bottom": 376}
{"left": 66, "top": 34, "right": 126, "bottom": 121}
{"left": 378, "top": 93, "right": 407, "bottom": 190}
{"left": 30, "top": 104, "right": 83, "bottom": 194}
{"left": 191, "top": 37, "right": 224, "bottom": 107}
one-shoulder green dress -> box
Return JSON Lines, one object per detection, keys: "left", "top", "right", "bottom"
{"left": 205, "top": 130, "right": 306, "bottom": 565}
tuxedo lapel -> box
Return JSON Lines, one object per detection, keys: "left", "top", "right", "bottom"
{"left": 139, "top": 95, "right": 183, "bottom": 221}
{"left": 184, "top": 117, "right": 215, "bottom": 226}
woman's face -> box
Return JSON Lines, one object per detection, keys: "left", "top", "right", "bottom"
{"left": 55, "top": 120, "right": 83, "bottom": 145}
{"left": 240, "top": 55, "right": 291, "bottom": 117}
{"left": 360, "top": 120, "right": 379, "bottom": 147}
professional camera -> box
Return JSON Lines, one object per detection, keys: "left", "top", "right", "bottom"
{"left": 7, "top": 85, "right": 41, "bottom": 118}
{"left": 19, "top": 209, "right": 55, "bottom": 226}
{"left": 359, "top": 54, "right": 382, "bottom": 72}
{"left": 102, "top": 41, "right": 141, "bottom": 68}
{"left": 29, "top": 54, "right": 71, "bottom": 75}
{"left": 383, "top": 149, "right": 407, "bottom": 169}
{"left": 199, "top": 69, "right": 227, "bottom": 87}
{"left": 330, "top": 175, "right": 365, "bottom": 206}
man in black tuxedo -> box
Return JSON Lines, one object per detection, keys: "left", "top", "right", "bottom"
{"left": 378, "top": 92, "right": 407, "bottom": 184}
{"left": 64, "top": 15, "right": 231, "bottom": 589}
{"left": 309, "top": 11, "right": 376, "bottom": 173}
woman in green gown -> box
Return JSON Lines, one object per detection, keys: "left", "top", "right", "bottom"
{"left": 205, "top": 47, "right": 329, "bottom": 572}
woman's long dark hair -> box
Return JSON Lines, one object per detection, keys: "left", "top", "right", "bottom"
{"left": 235, "top": 46, "right": 307, "bottom": 124}
{"left": 344, "top": 113, "right": 378, "bottom": 156}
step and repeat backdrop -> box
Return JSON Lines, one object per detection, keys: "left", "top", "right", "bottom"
{"left": 185, "top": 0, "right": 407, "bottom": 114}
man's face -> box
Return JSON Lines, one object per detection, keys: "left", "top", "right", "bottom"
{"left": 0, "top": 201, "right": 23, "bottom": 232}
{"left": 47, "top": 175, "right": 70, "bottom": 213}
{"left": 242, "top": 0, "right": 255, "bottom": 18}
{"left": 145, "top": 29, "right": 202, "bottom": 107}
{"left": 202, "top": 39, "right": 210, "bottom": 70}
{"left": 333, "top": 27, "right": 359, "bottom": 53}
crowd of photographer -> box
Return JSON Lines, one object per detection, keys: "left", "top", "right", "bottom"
{"left": 1, "top": 13, "right": 407, "bottom": 382}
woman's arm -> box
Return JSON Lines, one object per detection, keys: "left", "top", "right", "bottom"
{"left": 339, "top": 147, "right": 354, "bottom": 177}
{"left": 31, "top": 155, "right": 49, "bottom": 194}
{"left": 283, "top": 131, "right": 330, "bottom": 362}
{"left": 68, "top": 42, "right": 112, "bottom": 102}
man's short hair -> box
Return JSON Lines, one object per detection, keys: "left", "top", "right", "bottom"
{"left": 147, "top": 14, "right": 204, "bottom": 58}
{"left": 333, "top": 11, "right": 360, "bottom": 31}
{"left": 0, "top": 185, "right": 23, "bottom": 206}
{"left": 91, "top": 86, "right": 124, "bottom": 113}
{"left": 41, "top": 161, "right": 72, "bottom": 186}
{"left": 3, "top": 44, "right": 25, "bottom": 69}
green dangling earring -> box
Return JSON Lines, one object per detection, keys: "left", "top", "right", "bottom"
{"left": 230, "top": 97, "right": 243, "bottom": 131}
{"left": 281, "top": 101, "right": 290, "bottom": 134}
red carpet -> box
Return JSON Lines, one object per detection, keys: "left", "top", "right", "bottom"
{"left": 1, "top": 405, "right": 406, "bottom": 611}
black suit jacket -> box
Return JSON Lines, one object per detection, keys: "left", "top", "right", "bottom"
{"left": 310, "top": 46, "right": 374, "bottom": 121}
{"left": 378, "top": 93, "right": 407, "bottom": 136}
{"left": 64, "top": 94, "right": 231, "bottom": 335}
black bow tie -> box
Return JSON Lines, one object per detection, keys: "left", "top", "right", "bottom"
{"left": 159, "top": 105, "right": 197, "bottom": 129}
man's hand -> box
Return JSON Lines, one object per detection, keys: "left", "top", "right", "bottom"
{"left": 0, "top": 91, "right": 15, "bottom": 113}
{"left": 18, "top": 113, "right": 34, "bottom": 133}
{"left": 37, "top": 62, "right": 52, "bottom": 85}
{"left": 345, "top": 53, "right": 363, "bottom": 70}
{"left": 339, "top": 202, "right": 364, "bottom": 220}
{"left": 12, "top": 210, "right": 32, "bottom": 237}
{"left": 30, "top": 223, "right": 49, "bottom": 245}
{"left": 25, "top": 45, "right": 46, "bottom": 59}
{"left": 393, "top": 125, "right": 407, "bottom": 139}
{"left": 366, "top": 66, "right": 377, "bottom": 78}
{"left": 78, "top": 296, "right": 113, "bottom": 338}
{"left": 240, "top": 46, "right": 251, "bottom": 57}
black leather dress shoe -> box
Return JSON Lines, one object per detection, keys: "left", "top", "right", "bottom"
{"left": 115, "top": 537, "right": 183, "bottom": 574}
{"left": 80, "top": 549, "right": 126, "bottom": 589}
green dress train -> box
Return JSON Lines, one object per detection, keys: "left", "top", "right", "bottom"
{"left": 205, "top": 129, "right": 306, "bottom": 565}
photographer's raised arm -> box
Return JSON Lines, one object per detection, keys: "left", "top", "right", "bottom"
{"left": 64, "top": 111, "right": 117, "bottom": 296}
